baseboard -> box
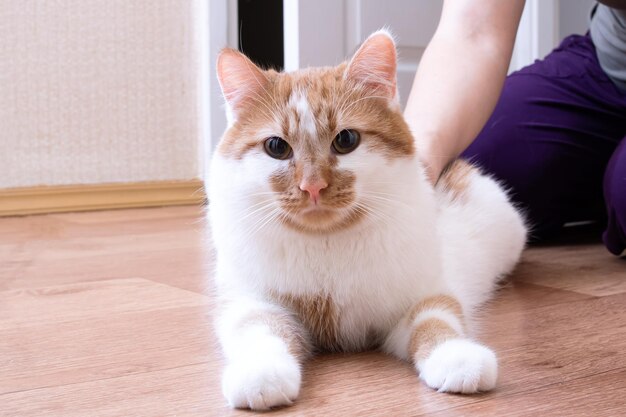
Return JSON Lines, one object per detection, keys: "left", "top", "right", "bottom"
{"left": 0, "top": 180, "right": 206, "bottom": 217}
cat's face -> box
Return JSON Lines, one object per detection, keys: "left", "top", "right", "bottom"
{"left": 215, "top": 31, "right": 416, "bottom": 234}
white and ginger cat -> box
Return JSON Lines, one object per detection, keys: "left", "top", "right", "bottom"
{"left": 208, "top": 31, "right": 527, "bottom": 410}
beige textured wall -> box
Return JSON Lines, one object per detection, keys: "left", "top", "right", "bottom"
{"left": 0, "top": 0, "right": 203, "bottom": 188}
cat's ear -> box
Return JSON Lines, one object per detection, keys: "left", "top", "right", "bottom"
{"left": 217, "top": 48, "right": 268, "bottom": 122}
{"left": 345, "top": 30, "right": 398, "bottom": 101}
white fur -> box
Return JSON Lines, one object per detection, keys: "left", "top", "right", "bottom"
{"left": 209, "top": 32, "right": 526, "bottom": 409}
{"left": 382, "top": 307, "right": 464, "bottom": 362}
{"left": 437, "top": 171, "right": 527, "bottom": 315}
{"left": 217, "top": 298, "right": 302, "bottom": 409}
{"left": 413, "top": 310, "right": 465, "bottom": 336}
{"left": 288, "top": 90, "right": 317, "bottom": 138}
{"left": 387, "top": 298, "right": 498, "bottom": 394}
{"left": 208, "top": 142, "right": 525, "bottom": 407}
{"left": 418, "top": 339, "right": 498, "bottom": 393}
{"left": 221, "top": 331, "right": 301, "bottom": 410}
{"left": 210, "top": 152, "right": 446, "bottom": 346}
{"left": 209, "top": 151, "right": 525, "bottom": 341}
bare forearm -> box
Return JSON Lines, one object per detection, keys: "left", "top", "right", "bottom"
{"left": 404, "top": 0, "right": 525, "bottom": 182}
{"left": 405, "top": 38, "right": 511, "bottom": 180}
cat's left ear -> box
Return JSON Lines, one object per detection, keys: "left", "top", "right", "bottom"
{"left": 345, "top": 30, "right": 398, "bottom": 101}
{"left": 217, "top": 48, "right": 269, "bottom": 123}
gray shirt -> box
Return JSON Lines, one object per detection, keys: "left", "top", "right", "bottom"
{"left": 590, "top": 2, "right": 626, "bottom": 91}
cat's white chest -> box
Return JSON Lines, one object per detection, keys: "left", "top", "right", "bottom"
{"left": 256, "top": 222, "right": 444, "bottom": 350}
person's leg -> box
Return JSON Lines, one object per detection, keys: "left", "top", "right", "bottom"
{"left": 603, "top": 138, "right": 626, "bottom": 256}
{"left": 462, "top": 34, "right": 626, "bottom": 240}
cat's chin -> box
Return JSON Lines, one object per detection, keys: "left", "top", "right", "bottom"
{"left": 281, "top": 206, "right": 365, "bottom": 234}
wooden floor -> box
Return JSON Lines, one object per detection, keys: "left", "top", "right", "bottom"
{"left": 1, "top": 206, "right": 625, "bottom": 416}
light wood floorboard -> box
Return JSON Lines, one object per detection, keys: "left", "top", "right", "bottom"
{"left": 1, "top": 207, "right": 624, "bottom": 416}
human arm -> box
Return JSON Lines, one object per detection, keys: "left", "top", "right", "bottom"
{"left": 403, "top": 0, "right": 525, "bottom": 183}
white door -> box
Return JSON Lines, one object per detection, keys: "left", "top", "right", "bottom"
{"left": 284, "top": 0, "right": 442, "bottom": 107}
{"left": 283, "top": 0, "right": 593, "bottom": 107}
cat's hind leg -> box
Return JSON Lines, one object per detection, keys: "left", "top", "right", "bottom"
{"left": 437, "top": 160, "right": 527, "bottom": 310}
{"left": 216, "top": 298, "right": 310, "bottom": 410}
{"left": 382, "top": 295, "right": 497, "bottom": 393}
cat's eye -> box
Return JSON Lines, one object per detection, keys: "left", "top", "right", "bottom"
{"left": 264, "top": 136, "right": 292, "bottom": 160}
{"left": 332, "top": 129, "right": 360, "bottom": 154}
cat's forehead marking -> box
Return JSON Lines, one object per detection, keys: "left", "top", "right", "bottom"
{"left": 217, "top": 64, "right": 416, "bottom": 161}
{"left": 287, "top": 89, "right": 317, "bottom": 139}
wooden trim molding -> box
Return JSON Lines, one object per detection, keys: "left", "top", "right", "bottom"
{"left": 0, "top": 180, "right": 206, "bottom": 217}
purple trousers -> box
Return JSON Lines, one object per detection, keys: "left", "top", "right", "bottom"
{"left": 462, "top": 34, "right": 626, "bottom": 255}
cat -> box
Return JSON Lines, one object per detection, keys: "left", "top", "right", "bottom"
{"left": 208, "top": 30, "right": 527, "bottom": 410}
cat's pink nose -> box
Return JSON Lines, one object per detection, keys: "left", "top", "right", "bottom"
{"left": 299, "top": 180, "right": 328, "bottom": 204}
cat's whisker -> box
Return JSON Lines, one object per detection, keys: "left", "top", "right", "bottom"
{"left": 330, "top": 77, "right": 343, "bottom": 121}
{"left": 222, "top": 199, "right": 275, "bottom": 220}
{"left": 244, "top": 92, "right": 279, "bottom": 121}
{"left": 188, "top": 216, "right": 208, "bottom": 226}
{"left": 361, "top": 190, "right": 413, "bottom": 201}
{"left": 239, "top": 208, "right": 277, "bottom": 238}
{"left": 236, "top": 200, "right": 278, "bottom": 224}
{"left": 356, "top": 198, "right": 407, "bottom": 232}
{"left": 356, "top": 205, "right": 393, "bottom": 232}
{"left": 222, "top": 89, "right": 274, "bottom": 121}
{"left": 362, "top": 199, "right": 413, "bottom": 223}
{"left": 352, "top": 201, "right": 387, "bottom": 227}
{"left": 347, "top": 204, "right": 369, "bottom": 226}
{"left": 246, "top": 191, "right": 278, "bottom": 196}
{"left": 364, "top": 180, "right": 408, "bottom": 185}
{"left": 240, "top": 198, "right": 275, "bottom": 208}
{"left": 362, "top": 189, "right": 406, "bottom": 195}
{"left": 335, "top": 88, "right": 355, "bottom": 118}
{"left": 228, "top": 199, "right": 280, "bottom": 237}
{"left": 361, "top": 194, "right": 415, "bottom": 212}
{"left": 248, "top": 207, "right": 283, "bottom": 237}
{"left": 239, "top": 196, "right": 274, "bottom": 208}
{"left": 339, "top": 94, "right": 390, "bottom": 116}
{"left": 226, "top": 191, "right": 278, "bottom": 204}
{"left": 242, "top": 57, "right": 286, "bottom": 120}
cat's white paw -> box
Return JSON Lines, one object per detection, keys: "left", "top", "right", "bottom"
{"left": 222, "top": 352, "right": 301, "bottom": 410}
{"left": 418, "top": 339, "right": 497, "bottom": 394}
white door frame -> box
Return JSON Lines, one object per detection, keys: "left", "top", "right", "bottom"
{"left": 284, "top": 0, "right": 346, "bottom": 71}
{"left": 510, "top": 0, "right": 559, "bottom": 73}
{"left": 203, "top": 0, "right": 237, "bottom": 178}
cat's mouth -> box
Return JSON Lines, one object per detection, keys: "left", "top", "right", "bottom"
{"left": 299, "top": 205, "right": 337, "bottom": 219}
{"left": 281, "top": 203, "right": 365, "bottom": 233}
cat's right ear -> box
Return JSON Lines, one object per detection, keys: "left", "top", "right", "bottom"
{"left": 216, "top": 48, "right": 268, "bottom": 122}
{"left": 345, "top": 30, "right": 398, "bottom": 101}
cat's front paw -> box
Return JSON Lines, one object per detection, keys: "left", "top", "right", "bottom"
{"left": 222, "top": 352, "right": 301, "bottom": 410}
{"left": 418, "top": 339, "right": 497, "bottom": 394}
